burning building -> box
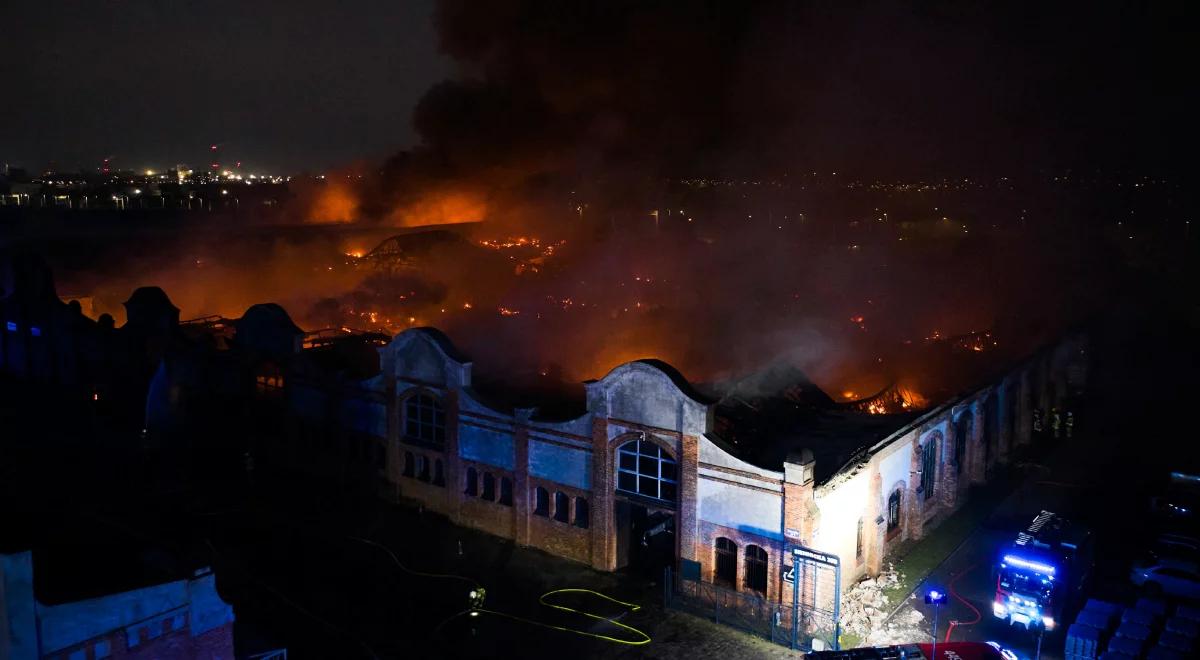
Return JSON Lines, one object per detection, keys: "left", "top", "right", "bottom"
{"left": 258, "top": 323, "right": 1087, "bottom": 609}
{"left": 1, "top": 248, "right": 1091, "bottom": 619}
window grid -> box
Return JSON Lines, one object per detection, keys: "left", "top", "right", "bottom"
{"left": 921, "top": 438, "right": 937, "bottom": 501}
{"left": 615, "top": 439, "right": 678, "bottom": 503}
{"left": 744, "top": 545, "right": 768, "bottom": 594}
{"left": 715, "top": 537, "right": 738, "bottom": 588}
{"left": 404, "top": 393, "right": 446, "bottom": 447}
{"left": 887, "top": 489, "right": 902, "bottom": 532}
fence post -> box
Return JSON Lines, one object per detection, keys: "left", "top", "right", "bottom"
{"left": 791, "top": 553, "right": 801, "bottom": 650}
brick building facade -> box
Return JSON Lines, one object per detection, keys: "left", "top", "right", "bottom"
{"left": 289, "top": 327, "right": 1087, "bottom": 609}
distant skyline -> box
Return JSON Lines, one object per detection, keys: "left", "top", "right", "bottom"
{"left": 1, "top": 0, "right": 451, "bottom": 173}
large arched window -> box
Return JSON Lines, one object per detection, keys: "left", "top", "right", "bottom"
{"left": 714, "top": 537, "right": 738, "bottom": 588}
{"left": 954, "top": 414, "right": 971, "bottom": 475}
{"left": 616, "top": 439, "right": 678, "bottom": 503}
{"left": 744, "top": 545, "right": 768, "bottom": 595}
{"left": 404, "top": 393, "right": 446, "bottom": 448}
{"left": 921, "top": 436, "right": 937, "bottom": 501}
{"left": 481, "top": 472, "right": 496, "bottom": 501}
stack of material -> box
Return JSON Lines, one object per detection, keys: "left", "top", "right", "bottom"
{"left": 1066, "top": 599, "right": 1122, "bottom": 660}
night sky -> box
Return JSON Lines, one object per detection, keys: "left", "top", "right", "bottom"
{"left": 2, "top": 0, "right": 450, "bottom": 173}
{"left": 2, "top": 1, "right": 1194, "bottom": 176}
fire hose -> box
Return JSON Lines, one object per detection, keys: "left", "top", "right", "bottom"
{"left": 944, "top": 563, "right": 981, "bottom": 643}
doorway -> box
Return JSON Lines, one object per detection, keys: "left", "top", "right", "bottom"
{"left": 614, "top": 499, "right": 675, "bottom": 576}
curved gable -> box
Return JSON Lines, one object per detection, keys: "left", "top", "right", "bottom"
{"left": 586, "top": 360, "right": 711, "bottom": 436}
{"left": 379, "top": 328, "right": 472, "bottom": 388}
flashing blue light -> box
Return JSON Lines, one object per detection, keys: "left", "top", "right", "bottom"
{"left": 925, "top": 589, "right": 947, "bottom": 605}
{"left": 1003, "top": 554, "right": 1056, "bottom": 575}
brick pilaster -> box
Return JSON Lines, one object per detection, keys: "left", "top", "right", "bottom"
{"left": 970, "top": 400, "right": 986, "bottom": 484}
{"left": 678, "top": 434, "right": 700, "bottom": 563}
{"left": 867, "top": 470, "right": 884, "bottom": 575}
{"left": 513, "top": 419, "right": 531, "bottom": 546}
{"left": 444, "top": 389, "right": 462, "bottom": 516}
{"left": 385, "top": 379, "right": 401, "bottom": 501}
{"left": 907, "top": 438, "right": 924, "bottom": 540}
{"left": 1016, "top": 370, "right": 1032, "bottom": 448}
{"left": 590, "top": 416, "right": 613, "bottom": 570}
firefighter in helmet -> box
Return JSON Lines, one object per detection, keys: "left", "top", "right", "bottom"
{"left": 1051, "top": 407, "right": 1062, "bottom": 439}
{"left": 1065, "top": 410, "right": 1074, "bottom": 438}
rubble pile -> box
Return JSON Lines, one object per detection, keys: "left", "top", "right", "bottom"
{"left": 840, "top": 564, "right": 930, "bottom": 645}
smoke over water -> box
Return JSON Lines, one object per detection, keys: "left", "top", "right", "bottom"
{"left": 48, "top": 1, "right": 1139, "bottom": 404}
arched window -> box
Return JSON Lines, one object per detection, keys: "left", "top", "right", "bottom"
{"left": 553, "top": 491, "right": 570, "bottom": 523}
{"left": 417, "top": 455, "right": 430, "bottom": 482}
{"left": 499, "top": 477, "right": 513, "bottom": 506}
{"left": 887, "top": 489, "right": 902, "bottom": 532}
{"left": 714, "top": 537, "right": 738, "bottom": 588}
{"left": 954, "top": 414, "right": 970, "bottom": 475}
{"left": 481, "top": 472, "right": 496, "bottom": 501}
{"left": 921, "top": 437, "right": 937, "bottom": 501}
{"left": 744, "top": 545, "right": 768, "bottom": 595}
{"left": 574, "top": 498, "right": 589, "bottom": 529}
{"left": 433, "top": 459, "right": 445, "bottom": 487}
{"left": 403, "top": 451, "right": 415, "bottom": 478}
{"left": 616, "top": 439, "right": 678, "bottom": 503}
{"left": 464, "top": 467, "right": 478, "bottom": 496}
{"left": 533, "top": 487, "right": 549, "bottom": 516}
{"left": 404, "top": 393, "right": 446, "bottom": 448}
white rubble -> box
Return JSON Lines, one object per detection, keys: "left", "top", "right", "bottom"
{"left": 839, "top": 563, "right": 930, "bottom": 646}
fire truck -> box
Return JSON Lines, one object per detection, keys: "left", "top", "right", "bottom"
{"left": 992, "top": 510, "right": 1093, "bottom": 631}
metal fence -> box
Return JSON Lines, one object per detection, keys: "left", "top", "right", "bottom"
{"left": 664, "top": 563, "right": 796, "bottom": 647}
{"left": 664, "top": 555, "right": 841, "bottom": 652}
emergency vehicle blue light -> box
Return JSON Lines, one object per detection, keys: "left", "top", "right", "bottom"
{"left": 1003, "top": 554, "right": 1056, "bottom": 575}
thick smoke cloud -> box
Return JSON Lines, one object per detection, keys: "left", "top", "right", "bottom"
{"left": 47, "top": 1, "right": 1178, "bottom": 405}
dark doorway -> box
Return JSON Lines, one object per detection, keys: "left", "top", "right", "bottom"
{"left": 614, "top": 499, "right": 675, "bottom": 576}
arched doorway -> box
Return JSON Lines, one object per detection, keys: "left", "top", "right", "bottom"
{"left": 612, "top": 437, "right": 678, "bottom": 575}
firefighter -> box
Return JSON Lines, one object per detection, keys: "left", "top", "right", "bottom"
{"left": 1032, "top": 408, "right": 1044, "bottom": 437}
{"left": 1051, "top": 407, "right": 1062, "bottom": 439}
{"left": 1065, "top": 410, "right": 1074, "bottom": 438}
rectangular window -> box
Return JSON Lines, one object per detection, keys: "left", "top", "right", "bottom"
{"left": 856, "top": 518, "right": 864, "bottom": 560}
{"left": 499, "top": 477, "right": 513, "bottom": 506}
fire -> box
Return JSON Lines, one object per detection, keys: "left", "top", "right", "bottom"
{"left": 498, "top": 306, "right": 520, "bottom": 316}
{"left": 308, "top": 180, "right": 359, "bottom": 223}
{"left": 387, "top": 191, "right": 486, "bottom": 227}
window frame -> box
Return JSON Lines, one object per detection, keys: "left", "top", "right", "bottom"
{"left": 744, "top": 544, "right": 768, "bottom": 595}
{"left": 887, "top": 489, "right": 902, "bottom": 534}
{"left": 533, "top": 486, "right": 550, "bottom": 516}
{"left": 464, "top": 466, "right": 478, "bottom": 496}
{"left": 553, "top": 491, "right": 570, "bottom": 523}
{"left": 714, "top": 537, "right": 738, "bottom": 589}
{"left": 573, "top": 497, "right": 589, "bottom": 528}
{"left": 921, "top": 437, "right": 937, "bottom": 501}
{"left": 403, "top": 392, "right": 447, "bottom": 449}
{"left": 615, "top": 439, "right": 678, "bottom": 505}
